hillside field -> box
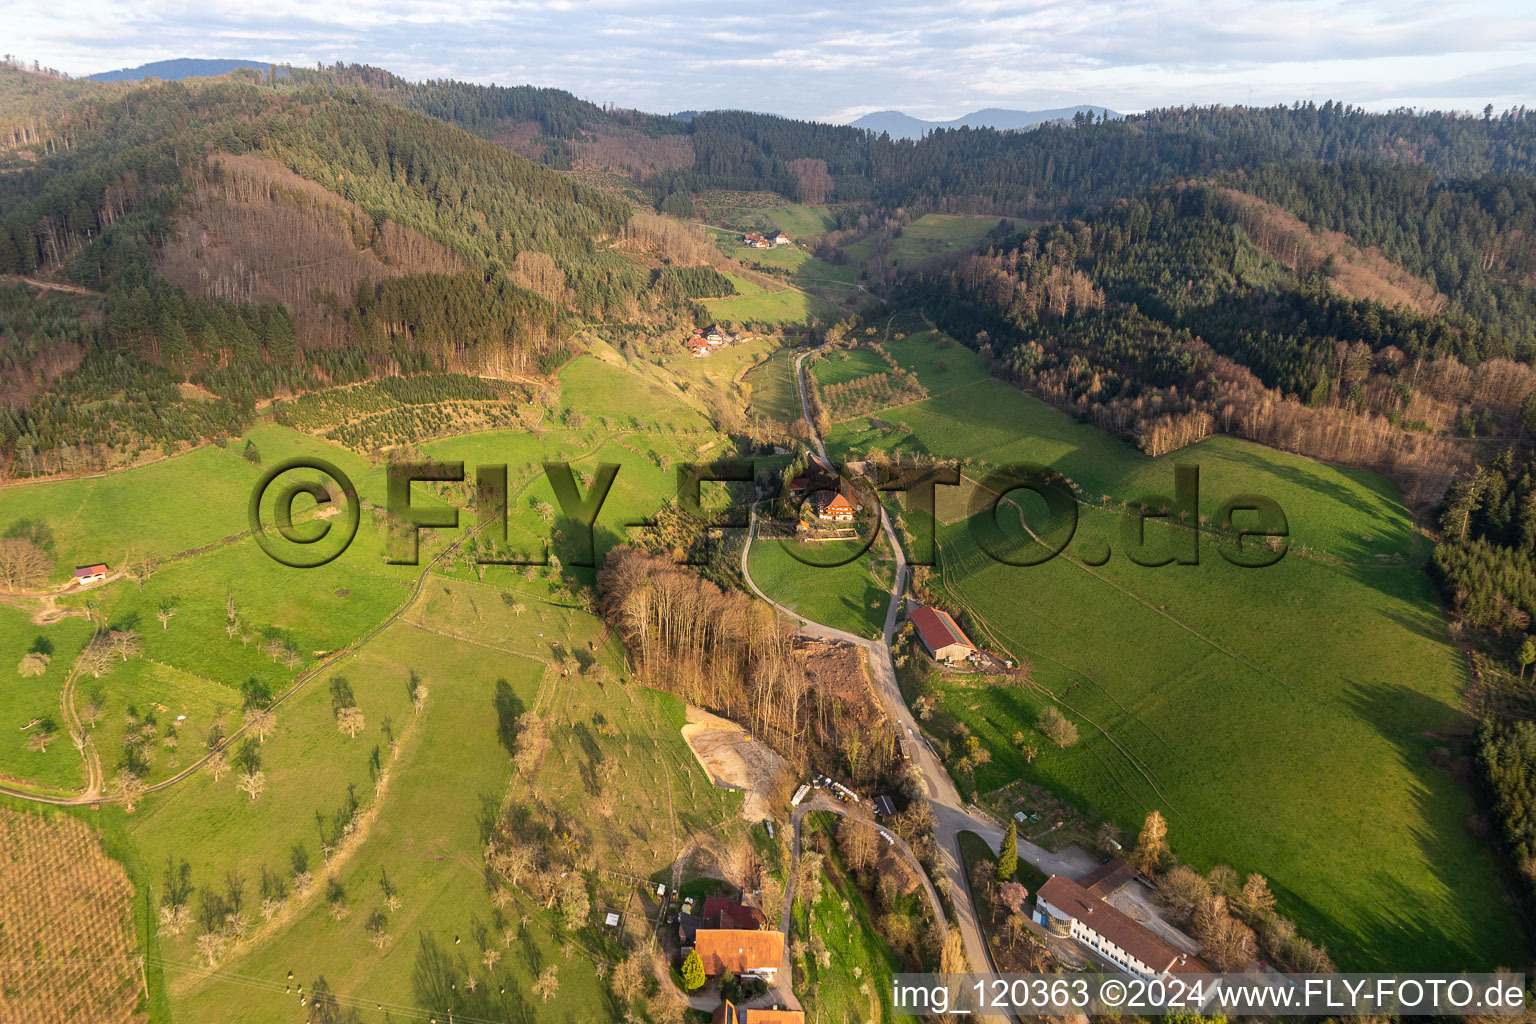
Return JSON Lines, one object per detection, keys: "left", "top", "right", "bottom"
{"left": 826, "top": 329, "right": 1523, "bottom": 969}
{"left": 839, "top": 214, "right": 1003, "bottom": 269}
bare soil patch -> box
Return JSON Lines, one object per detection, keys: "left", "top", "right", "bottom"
{"left": 680, "top": 706, "right": 786, "bottom": 821}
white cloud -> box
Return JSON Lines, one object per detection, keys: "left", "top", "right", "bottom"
{"left": 11, "top": 0, "right": 1535, "bottom": 121}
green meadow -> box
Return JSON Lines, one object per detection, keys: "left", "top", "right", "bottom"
{"left": 839, "top": 214, "right": 1003, "bottom": 269}
{"left": 743, "top": 348, "right": 803, "bottom": 423}
{"left": 747, "top": 532, "right": 892, "bottom": 640}
{"left": 0, "top": 605, "right": 93, "bottom": 789}
{"left": 811, "top": 348, "right": 889, "bottom": 387}
{"left": 704, "top": 287, "right": 842, "bottom": 325}
{"left": 825, "top": 330, "right": 1520, "bottom": 967}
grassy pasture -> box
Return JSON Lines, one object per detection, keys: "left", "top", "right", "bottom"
{"left": 0, "top": 359, "right": 766, "bottom": 1022}
{"left": 840, "top": 214, "right": 1002, "bottom": 269}
{"left": 747, "top": 531, "right": 891, "bottom": 640}
{"left": 923, "top": 506, "right": 1522, "bottom": 967}
{"left": 704, "top": 287, "right": 841, "bottom": 325}
{"left": 558, "top": 355, "right": 714, "bottom": 433}
{"left": 141, "top": 621, "right": 619, "bottom": 1023}
{"left": 832, "top": 372, "right": 1413, "bottom": 561}
{"left": 0, "top": 444, "right": 262, "bottom": 581}
{"left": 85, "top": 659, "right": 244, "bottom": 788}
{"left": 881, "top": 328, "right": 993, "bottom": 390}
{"left": 839, "top": 353, "right": 1521, "bottom": 966}
{"left": 744, "top": 349, "right": 803, "bottom": 424}
{"left": 811, "top": 348, "right": 888, "bottom": 387}
{"left": 0, "top": 606, "right": 93, "bottom": 789}
{"left": 702, "top": 200, "right": 838, "bottom": 239}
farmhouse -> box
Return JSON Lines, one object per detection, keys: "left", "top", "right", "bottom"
{"left": 73, "top": 564, "right": 109, "bottom": 585}
{"left": 908, "top": 605, "right": 976, "bottom": 662}
{"left": 767, "top": 229, "right": 791, "bottom": 245}
{"left": 692, "top": 928, "right": 785, "bottom": 980}
{"left": 701, "top": 896, "right": 767, "bottom": 930}
{"left": 742, "top": 231, "right": 772, "bottom": 248}
{"left": 1034, "top": 875, "right": 1202, "bottom": 978}
{"left": 817, "top": 490, "right": 858, "bottom": 522}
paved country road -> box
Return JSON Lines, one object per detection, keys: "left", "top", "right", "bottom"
{"left": 733, "top": 344, "right": 1099, "bottom": 1019}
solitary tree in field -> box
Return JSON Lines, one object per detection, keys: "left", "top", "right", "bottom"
{"left": 365, "top": 909, "right": 391, "bottom": 949}
{"left": 996, "top": 822, "right": 1018, "bottom": 882}
{"left": 1132, "top": 810, "right": 1170, "bottom": 875}
{"left": 336, "top": 706, "right": 365, "bottom": 739}
{"left": 156, "top": 598, "right": 177, "bottom": 630}
{"left": 243, "top": 707, "right": 275, "bottom": 743}
{"left": 680, "top": 949, "right": 705, "bottom": 991}
{"left": 18, "top": 651, "right": 49, "bottom": 676}
{"left": 1038, "top": 706, "right": 1078, "bottom": 748}
{"left": 78, "top": 637, "right": 115, "bottom": 678}
{"left": 237, "top": 770, "right": 266, "bottom": 802}
{"left": 26, "top": 718, "right": 55, "bottom": 752}
{"left": 109, "top": 628, "right": 142, "bottom": 662}
{"left": 1235, "top": 872, "right": 1276, "bottom": 919}
{"left": 108, "top": 771, "right": 146, "bottom": 811}
{"left": 534, "top": 964, "right": 561, "bottom": 1000}
{"left": 195, "top": 933, "right": 226, "bottom": 968}
{"left": 0, "top": 537, "right": 50, "bottom": 589}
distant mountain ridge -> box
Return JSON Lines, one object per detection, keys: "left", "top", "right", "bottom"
{"left": 87, "top": 58, "right": 281, "bottom": 82}
{"left": 850, "top": 105, "right": 1120, "bottom": 138}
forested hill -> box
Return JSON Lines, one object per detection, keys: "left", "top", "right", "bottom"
{"left": 265, "top": 65, "right": 1536, "bottom": 214}
{"left": 0, "top": 64, "right": 728, "bottom": 475}
{"left": 899, "top": 169, "right": 1536, "bottom": 504}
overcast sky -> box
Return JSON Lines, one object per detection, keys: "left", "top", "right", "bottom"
{"left": 12, "top": 0, "right": 1536, "bottom": 123}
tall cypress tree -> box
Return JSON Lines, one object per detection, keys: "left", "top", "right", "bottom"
{"left": 996, "top": 821, "right": 1018, "bottom": 882}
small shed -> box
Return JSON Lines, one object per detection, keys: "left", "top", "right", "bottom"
{"left": 73, "top": 564, "right": 109, "bottom": 585}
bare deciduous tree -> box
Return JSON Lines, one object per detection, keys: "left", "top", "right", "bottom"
{"left": 237, "top": 770, "right": 266, "bottom": 802}
{"left": 108, "top": 772, "right": 145, "bottom": 810}
{"left": 109, "top": 629, "right": 142, "bottom": 662}
{"left": 243, "top": 708, "right": 276, "bottom": 743}
{"left": 336, "top": 706, "right": 365, "bottom": 739}
{"left": 836, "top": 813, "right": 881, "bottom": 874}
{"left": 0, "top": 538, "right": 50, "bottom": 590}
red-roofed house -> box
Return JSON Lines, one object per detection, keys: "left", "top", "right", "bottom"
{"left": 714, "top": 1004, "right": 803, "bottom": 1024}
{"left": 702, "top": 896, "right": 766, "bottom": 931}
{"left": 692, "top": 929, "right": 785, "bottom": 980}
{"left": 908, "top": 605, "right": 976, "bottom": 662}
{"left": 817, "top": 491, "right": 857, "bottom": 522}
{"left": 73, "top": 564, "right": 109, "bottom": 585}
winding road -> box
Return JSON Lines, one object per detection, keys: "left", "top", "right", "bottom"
{"left": 735, "top": 345, "right": 1098, "bottom": 1018}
